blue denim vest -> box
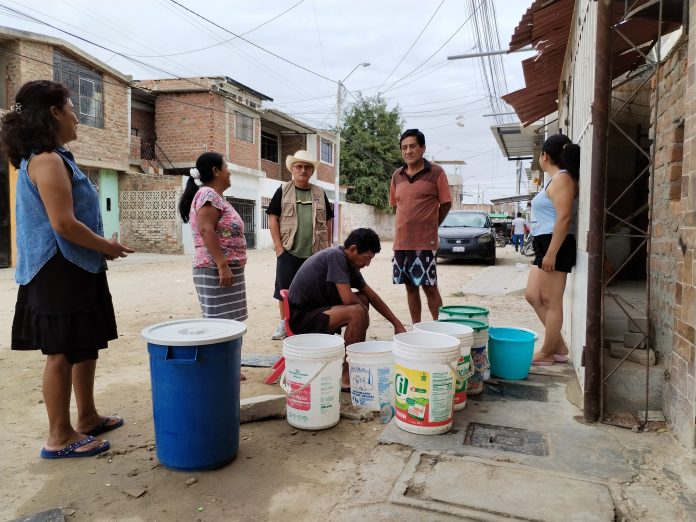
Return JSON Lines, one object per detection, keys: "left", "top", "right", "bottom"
{"left": 15, "top": 147, "right": 106, "bottom": 285}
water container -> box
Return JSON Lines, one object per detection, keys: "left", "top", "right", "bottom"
{"left": 488, "top": 327, "right": 539, "bottom": 380}
{"left": 392, "top": 332, "right": 461, "bottom": 435}
{"left": 438, "top": 305, "right": 490, "bottom": 324}
{"left": 281, "top": 334, "right": 345, "bottom": 430}
{"left": 413, "top": 321, "right": 474, "bottom": 411}
{"left": 346, "top": 341, "right": 394, "bottom": 412}
{"left": 142, "top": 319, "right": 246, "bottom": 471}
{"left": 440, "top": 318, "right": 489, "bottom": 395}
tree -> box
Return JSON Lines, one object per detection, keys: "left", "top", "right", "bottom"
{"left": 339, "top": 94, "right": 403, "bottom": 210}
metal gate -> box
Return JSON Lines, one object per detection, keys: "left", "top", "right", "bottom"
{"left": 0, "top": 161, "right": 10, "bottom": 268}
{"left": 226, "top": 197, "right": 255, "bottom": 249}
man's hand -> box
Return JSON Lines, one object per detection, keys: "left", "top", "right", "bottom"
{"left": 274, "top": 245, "right": 284, "bottom": 257}
{"left": 394, "top": 323, "right": 407, "bottom": 334}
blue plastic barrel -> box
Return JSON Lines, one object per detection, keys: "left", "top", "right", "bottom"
{"left": 142, "top": 319, "right": 246, "bottom": 471}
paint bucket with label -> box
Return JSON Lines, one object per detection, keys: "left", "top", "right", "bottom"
{"left": 346, "top": 341, "right": 394, "bottom": 412}
{"left": 438, "top": 305, "right": 490, "bottom": 325}
{"left": 392, "top": 332, "right": 461, "bottom": 435}
{"left": 413, "top": 321, "right": 474, "bottom": 410}
{"left": 439, "top": 318, "right": 489, "bottom": 395}
{"left": 280, "top": 334, "right": 344, "bottom": 430}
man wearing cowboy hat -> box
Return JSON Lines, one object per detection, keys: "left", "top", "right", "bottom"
{"left": 266, "top": 150, "right": 334, "bottom": 339}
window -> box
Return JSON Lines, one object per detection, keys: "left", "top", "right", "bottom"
{"left": 320, "top": 137, "right": 334, "bottom": 164}
{"left": 236, "top": 112, "right": 254, "bottom": 143}
{"left": 53, "top": 49, "right": 103, "bottom": 128}
{"left": 261, "top": 131, "right": 279, "bottom": 163}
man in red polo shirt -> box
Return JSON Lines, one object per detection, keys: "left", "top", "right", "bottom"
{"left": 390, "top": 129, "right": 452, "bottom": 324}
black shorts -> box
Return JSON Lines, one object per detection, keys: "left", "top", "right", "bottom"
{"left": 288, "top": 305, "right": 333, "bottom": 335}
{"left": 274, "top": 250, "right": 307, "bottom": 300}
{"left": 392, "top": 250, "right": 437, "bottom": 286}
{"left": 532, "top": 234, "right": 577, "bottom": 273}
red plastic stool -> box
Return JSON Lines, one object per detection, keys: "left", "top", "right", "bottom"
{"left": 263, "top": 289, "right": 294, "bottom": 384}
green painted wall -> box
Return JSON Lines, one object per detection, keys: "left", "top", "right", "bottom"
{"left": 98, "top": 169, "right": 120, "bottom": 240}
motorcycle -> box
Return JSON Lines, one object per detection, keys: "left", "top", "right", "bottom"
{"left": 495, "top": 232, "right": 510, "bottom": 248}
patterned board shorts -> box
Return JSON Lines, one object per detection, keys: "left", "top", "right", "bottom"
{"left": 392, "top": 250, "right": 438, "bottom": 286}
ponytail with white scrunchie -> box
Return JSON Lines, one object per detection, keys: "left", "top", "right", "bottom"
{"left": 189, "top": 167, "right": 203, "bottom": 187}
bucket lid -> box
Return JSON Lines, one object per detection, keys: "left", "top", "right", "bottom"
{"left": 439, "top": 305, "right": 490, "bottom": 317}
{"left": 413, "top": 321, "right": 474, "bottom": 342}
{"left": 346, "top": 341, "right": 393, "bottom": 355}
{"left": 141, "top": 319, "right": 246, "bottom": 346}
{"left": 283, "top": 333, "right": 345, "bottom": 359}
{"left": 439, "top": 318, "right": 488, "bottom": 332}
{"left": 394, "top": 332, "right": 461, "bottom": 353}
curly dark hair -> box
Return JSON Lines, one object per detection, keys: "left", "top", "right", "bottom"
{"left": 0, "top": 80, "right": 71, "bottom": 168}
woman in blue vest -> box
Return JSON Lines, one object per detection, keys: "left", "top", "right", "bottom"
{"left": 0, "top": 80, "right": 134, "bottom": 458}
{"left": 525, "top": 133, "right": 580, "bottom": 366}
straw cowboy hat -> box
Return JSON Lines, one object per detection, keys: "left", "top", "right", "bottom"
{"left": 286, "top": 150, "right": 319, "bottom": 172}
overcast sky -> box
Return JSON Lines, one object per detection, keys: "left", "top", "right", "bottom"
{"left": 0, "top": 0, "right": 533, "bottom": 203}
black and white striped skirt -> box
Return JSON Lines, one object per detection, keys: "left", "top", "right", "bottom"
{"left": 192, "top": 265, "right": 248, "bottom": 322}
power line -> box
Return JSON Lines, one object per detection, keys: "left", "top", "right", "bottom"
{"left": 125, "top": 0, "right": 306, "bottom": 58}
{"left": 168, "top": 0, "right": 336, "bottom": 84}
{"left": 374, "top": 0, "right": 445, "bottom": 94}
{"left": 382, "top": 4, "right": 483, "bottom": 95}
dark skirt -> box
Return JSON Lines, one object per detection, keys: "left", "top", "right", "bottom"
{"left": 532, "top": 234, "right": 577, "bottom": 273}
{"left": 11, "top": 251, "right": 118, "bottom": 363}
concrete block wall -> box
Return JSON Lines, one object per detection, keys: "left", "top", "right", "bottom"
{"left": 653, "top": 32, "right": 696, "bottom": 446}
{"left": 340, "top": 202, "right": 394, "bottom": 241}
{"left": 118, "top": 173, "right": 183, "bottom": 254}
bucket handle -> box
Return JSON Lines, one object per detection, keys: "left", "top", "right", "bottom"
{"left": 449, "top": 361, "right": 476, "bottom": 388}
{"left": 280, "top": 361, "right": 330, "bottom": 397}
{"left": 164, "top": 346, "right": 199, "bottom": 364}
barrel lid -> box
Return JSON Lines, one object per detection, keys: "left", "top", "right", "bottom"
{"left": 141, "top": 319, "right": 246, "bottom": 346}
{"left": 439, "top": 318, "right": 488, "bottom": 332}
{"left": 439, "top": 305, "right": 490, "bottom": 316}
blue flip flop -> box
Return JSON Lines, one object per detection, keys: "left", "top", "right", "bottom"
{"left": 86, "top": 416, "right": 124, "bottom": 437}
{"left": 40, "top": 436, "right": 110, "bottom": 459}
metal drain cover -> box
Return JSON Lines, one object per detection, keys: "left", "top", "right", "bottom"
{"left": 484, "top": 381, "right": 548, "bottom": 402}
{"left": 464, "top": 422, "right": 549, "bottom": 456}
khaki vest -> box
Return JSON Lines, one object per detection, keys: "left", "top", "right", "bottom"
{"left": 279, "top": 182, "right": 330, "bottom": 254}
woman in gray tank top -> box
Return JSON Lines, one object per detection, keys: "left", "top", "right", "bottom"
{"left": 525, "top": 134, "right": 580, "bottom": 366}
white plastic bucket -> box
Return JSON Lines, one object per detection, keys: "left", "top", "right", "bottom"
{"left": 414, "top": 321, "right": 474, "bottom": 411}
{"left": 346, "top": 341, "right": 394, "bottom": 412}
{"left": 392, "top": 332, "right": 461, "bottom": 435}
{"left": 281, "top": 334, "right": 344, "bottom": 430}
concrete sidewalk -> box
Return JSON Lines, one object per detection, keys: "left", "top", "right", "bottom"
{"left": 331, "top": 365, "right": 696, "bottom": 521}
{"left": 459, "top": 258, "right": 531, "bottom": 297}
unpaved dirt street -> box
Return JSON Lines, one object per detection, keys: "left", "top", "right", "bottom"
{"left": 0, "top": 243, "right": 540, "bottom": 521}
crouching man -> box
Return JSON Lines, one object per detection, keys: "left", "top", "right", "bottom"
{"left": 288, "top": 228, "right": 407, "bottom": 388}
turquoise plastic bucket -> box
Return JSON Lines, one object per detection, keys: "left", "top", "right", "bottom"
{"left": 142, "top": 319, "right": 246, "bottom": 471}
{"left": 487, "top": 327, "right": 538, "bottom": 380}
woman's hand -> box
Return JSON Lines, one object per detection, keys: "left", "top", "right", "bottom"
{"left": 541, "top": 252, "right": 556, "bottom": 272}
{"left": 105, "top": 238, "right": 135, "bottom": 260}
{"left": 218, "top": 264, "right": 234, "bottom": 287}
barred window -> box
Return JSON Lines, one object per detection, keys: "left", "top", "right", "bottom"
{"left": 53, "top": 49, "right": 104, "bottom": 128}
{"left": 236, "top": 112, "right": 254, "bottom": 143}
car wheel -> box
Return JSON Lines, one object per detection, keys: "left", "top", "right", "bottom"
{"left": 487, "top": 250, "right": 496, "bottom": 265}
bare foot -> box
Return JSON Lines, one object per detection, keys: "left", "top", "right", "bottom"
{"left": 532, "top": 351, "right": 555, "bottom": 365}
{"left": 44, "top": 431, "right": 107, "bottom": 453}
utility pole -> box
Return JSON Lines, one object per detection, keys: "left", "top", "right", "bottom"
{"left": 333, "top": 80, "right": 343, "bottom": 245}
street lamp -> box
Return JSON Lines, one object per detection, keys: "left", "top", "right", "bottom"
{"left": 334, "top": 62, "right": 370, "bottom": 244}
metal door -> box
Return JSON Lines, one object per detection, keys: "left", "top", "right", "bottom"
{"left": 226, "top": 197, "right": 255, "bottom": 249}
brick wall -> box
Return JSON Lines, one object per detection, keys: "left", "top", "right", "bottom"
{"left": 313, "top": 135, "right": 337, "bottom": 184}
{"left": 261, "top": 158, "right": 280, "bottom": 179}
{"left": 229, "top": 103, "right": 260, "bottom": 171}
{"left": 131, "top": 107, "right": 155, "bottom": 143}
{"left": 653, "top": 35, "right": 696, "bottom": 446}
{"left": 154, "top": 92, "right": 225, "bottom": 164}
{"left": 280, "top": 134, "right": 305, "bottom": 182}
{"left": 118, "top": 173, "right": 183, "bottom": 253}
{"left": 3, "top": 40, "right": 129, "bottom": 167}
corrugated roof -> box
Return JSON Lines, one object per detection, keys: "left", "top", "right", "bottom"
{"left": 503, "top": 0, "right": 682, "bottom": 127}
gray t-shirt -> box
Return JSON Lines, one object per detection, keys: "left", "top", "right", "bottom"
{"left": 288, "top": 246, "right": 366, "bottom": 310}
